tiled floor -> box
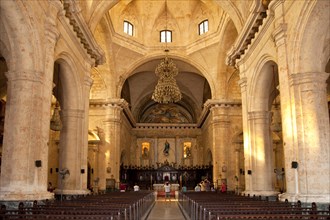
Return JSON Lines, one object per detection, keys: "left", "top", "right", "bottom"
{"left": 146, "top": 199, "right": 186, "bottom": 220}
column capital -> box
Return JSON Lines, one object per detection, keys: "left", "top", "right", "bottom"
{"left": 238, "top": 76, "right": 247, "bottom": 89}
{"left": 84, "top": 75, "right": 94, "bottom": 87}
{"left": 272, "top": 23, "right": 287, "bottom": 48}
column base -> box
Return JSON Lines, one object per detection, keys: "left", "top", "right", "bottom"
{"left": 242, "top": 190, "right": 280, "bottom": 198}
{"left": 0, "top": 190, "right": 54, "bottom": 201}
{"left": 279, "top": 192, "right": 330, "bottom": 204}
{"left": 53, "top": 189, "right": 91, "bottom": 201}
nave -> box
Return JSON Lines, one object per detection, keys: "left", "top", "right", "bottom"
{"left": 0, "top": 191, "right": 329, "bottom": 220}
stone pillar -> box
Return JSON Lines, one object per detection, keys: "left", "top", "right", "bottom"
{"left": 55, "top": 109, "right": 88, "bottom": 195}
{"left": 103, "top": 102, "right": 122, "bottom": 185}
{"left": 238, "top": 76, "right": 253, "bottom": 194}
{"left": 271, "top": 0, "right": 299, "bottom": 202}
{"left": 81, "top": 75, "right": 93, "bottom": 192}
{"left": 96, "top": 127, "right": 106, "bottom": 192}
{"left": 210, "top": 104, "right": 229, "bottom": 184}
{"left": 234, "top": 145, "right": 240, "bottom": 193}
{"left": 246, "top": 111, "right": 278, "bottom": 197}
{"left": 0, "top": 71, "right": 54, "bottom": 201}
{"left": 288, "top": 72, "right": 330, "bottom": 203}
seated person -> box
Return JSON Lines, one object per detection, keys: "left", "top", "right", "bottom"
{"left": 194, "top": 184, "right": 201, "bottom": 192}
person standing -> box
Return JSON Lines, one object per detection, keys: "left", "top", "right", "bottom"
{"left": 133, "top": 183, "right": 140, "bottom": 192}
{"left": 164, "top": 182, "right": 171, "bottom": 201}
{"left": 221, "top": 182, "right": 227, "bottom": 193}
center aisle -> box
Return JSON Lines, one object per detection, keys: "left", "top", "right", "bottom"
{"left": 146, "top": 200, "right": 186, "bottom": 220}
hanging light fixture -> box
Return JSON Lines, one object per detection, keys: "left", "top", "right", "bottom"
{"left": 50, "top": 70, "right": 62, "bottom": 131}
{"left": 271, "top": 65, "right": 281, "bottom": 133}
{"left": 151, "top": 0, "right": 182, "bottom": 104}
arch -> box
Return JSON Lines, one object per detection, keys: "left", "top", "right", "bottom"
{"left": 0, "top": 0, "right": 41, "bottom": 72}
{"left": 54, "top": 53, "right": 84, "bottom": 110}
{"left": 293, "top": 0, "right": 330, "bottom": 73}
{"left": 249, "top": 55, "right": 278, "bottom": 111}
{"left": 116, "top": 54, "right": 216, "bottom": 100}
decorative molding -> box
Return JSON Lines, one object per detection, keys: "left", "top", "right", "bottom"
{"left": 61, "top": 0, "right": 105, "bottom": 66}
{"left": 197, "top": 99, "right": 242, "bottom": 127}
{"left": 90, "top": 99, "right": 136, "bottom": 127}
{"left": 226, "top": 0, "right": 270, "bottom": 66}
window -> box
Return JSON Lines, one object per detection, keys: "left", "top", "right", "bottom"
{"left": 199, "top": 20, "right": 209, "bottom": 35}
{"left": 160, "top": 30, "right": 172, "bottom": 42}
{"left": 124, "top": 21, "right": 133, "bottom": 36}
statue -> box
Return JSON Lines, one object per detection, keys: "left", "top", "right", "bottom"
{"left": 163, "top": 140, "right": 170, "bottom": 156}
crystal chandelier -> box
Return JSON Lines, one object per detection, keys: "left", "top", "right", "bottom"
{"left": 152, "top": 52, "right": 182, "bottom": 103}
{"left": 50, "top": 70, "right": 62, "bottom": 131}
{"left": 50, "top": 101, "right": 62, "bottom": 131}
{"left": 151, "top": 0, "right": 182, "bottom": 104}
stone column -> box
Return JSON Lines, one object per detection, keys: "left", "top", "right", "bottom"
{"left": 81, "top": 75, "right": 93, "bottom": 192}
{"left": 271, "top": 0, "right": 299, "bottom": 202}
{"left": 0, "top": 71, "right": 54, "bottom": 201}
{"left": 246, "top": 111, "right": 278, "bottom": 197}
{"left": 103, "top": 101, "right": 122, "bottom": 185}
{"left": 210, "top": 104, "right": 229, "bottom": 184}
{"left": 234, "top": 145, "right": 241, "bottom": 193}
{"left": 96, "top": 127, "right": 106, "bottom": 192}
{"left": 55, "top": 109, "right": 88, "bottom": 195}
{"left": 238, "top": 76, "right": 253, "bottom": 195}
{"left": 289, "top": 72, "right": 330, "bottom": 203}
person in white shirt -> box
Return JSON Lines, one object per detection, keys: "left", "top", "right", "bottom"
{"left": 133, "top": 183, "right": 140, "bottom": 192}
{"left": 164, "top": 182, "right": 171, "bottom": 201}
{"left": 194, "top": 184, "right": 201, "bottom": 192}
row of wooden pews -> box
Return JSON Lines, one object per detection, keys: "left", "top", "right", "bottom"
{"left": 0, "top": 191, "right": 155, "bottom": 220}
{"left": 178, "top": 192, "right": 330, "bottom": 220}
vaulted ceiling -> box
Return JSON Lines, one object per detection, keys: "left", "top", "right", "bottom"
{"left": 83, "top": 0, "right": 247, "bottom": 123}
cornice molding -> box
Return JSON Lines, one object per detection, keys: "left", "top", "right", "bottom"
{"left": 226, "top": 0, "right": 270, "bottom": 67}
{"left": 197, "top": 99, "right": 242, "bottom": 127}
{"left": 62, "top": 0, "right": 105, "bottom": 66}
{"left": 90, "top": 99, "right": 136, "bottom": 127}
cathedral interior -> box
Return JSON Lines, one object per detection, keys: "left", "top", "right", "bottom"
{"left": 0, "top": 0, "right": 329, "bottom": 208}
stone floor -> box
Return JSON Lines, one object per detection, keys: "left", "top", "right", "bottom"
{"left": 146, "top": 199, "right": 186, "bottom": 220}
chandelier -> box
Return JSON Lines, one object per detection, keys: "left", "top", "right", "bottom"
{"left": 50, "top": 101, "right": 62, "bottom": 131}
{"left": 151, "top": 0, "right": 182, "bottom": 104}
{"left": 152, "top": 52, "right": 182, "bottom": 103}
{"left": 50, "top": 70, "right": 62, "bottom": 131}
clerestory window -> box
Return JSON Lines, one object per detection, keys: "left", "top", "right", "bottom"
{"left": 160, "top": 30, "right": 172, "bottom": 42}
{"left": 199, "top": 20, "right": 209, "bottom": 35}
{"left": 124, "top": 20, "right": 133, "bottom": 36}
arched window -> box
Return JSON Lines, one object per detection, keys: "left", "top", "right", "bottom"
{"left": 160, "top": 30, "right": 172, "bottom": 42}
{"left": 124, "top": 20, "right": 133, "bottom": 36}
{"left": 199, "top": 20, "right": 209, "bottom": 35}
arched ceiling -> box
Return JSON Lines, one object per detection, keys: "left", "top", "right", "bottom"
{"left": 82, "top": 0, "right": 246, "bottom": 123}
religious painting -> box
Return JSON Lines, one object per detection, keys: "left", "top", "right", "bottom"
{"left": 183, "top": 142, "right": 192, "bottom": 159}
{"left": 142, "top": 142, "right": 150, "bottom": 159}
{"left": 163, "top": 140, "right": 170, "bottom": 156}
{"left": 139, "top": 103, "right": 193, "bottom": 123}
